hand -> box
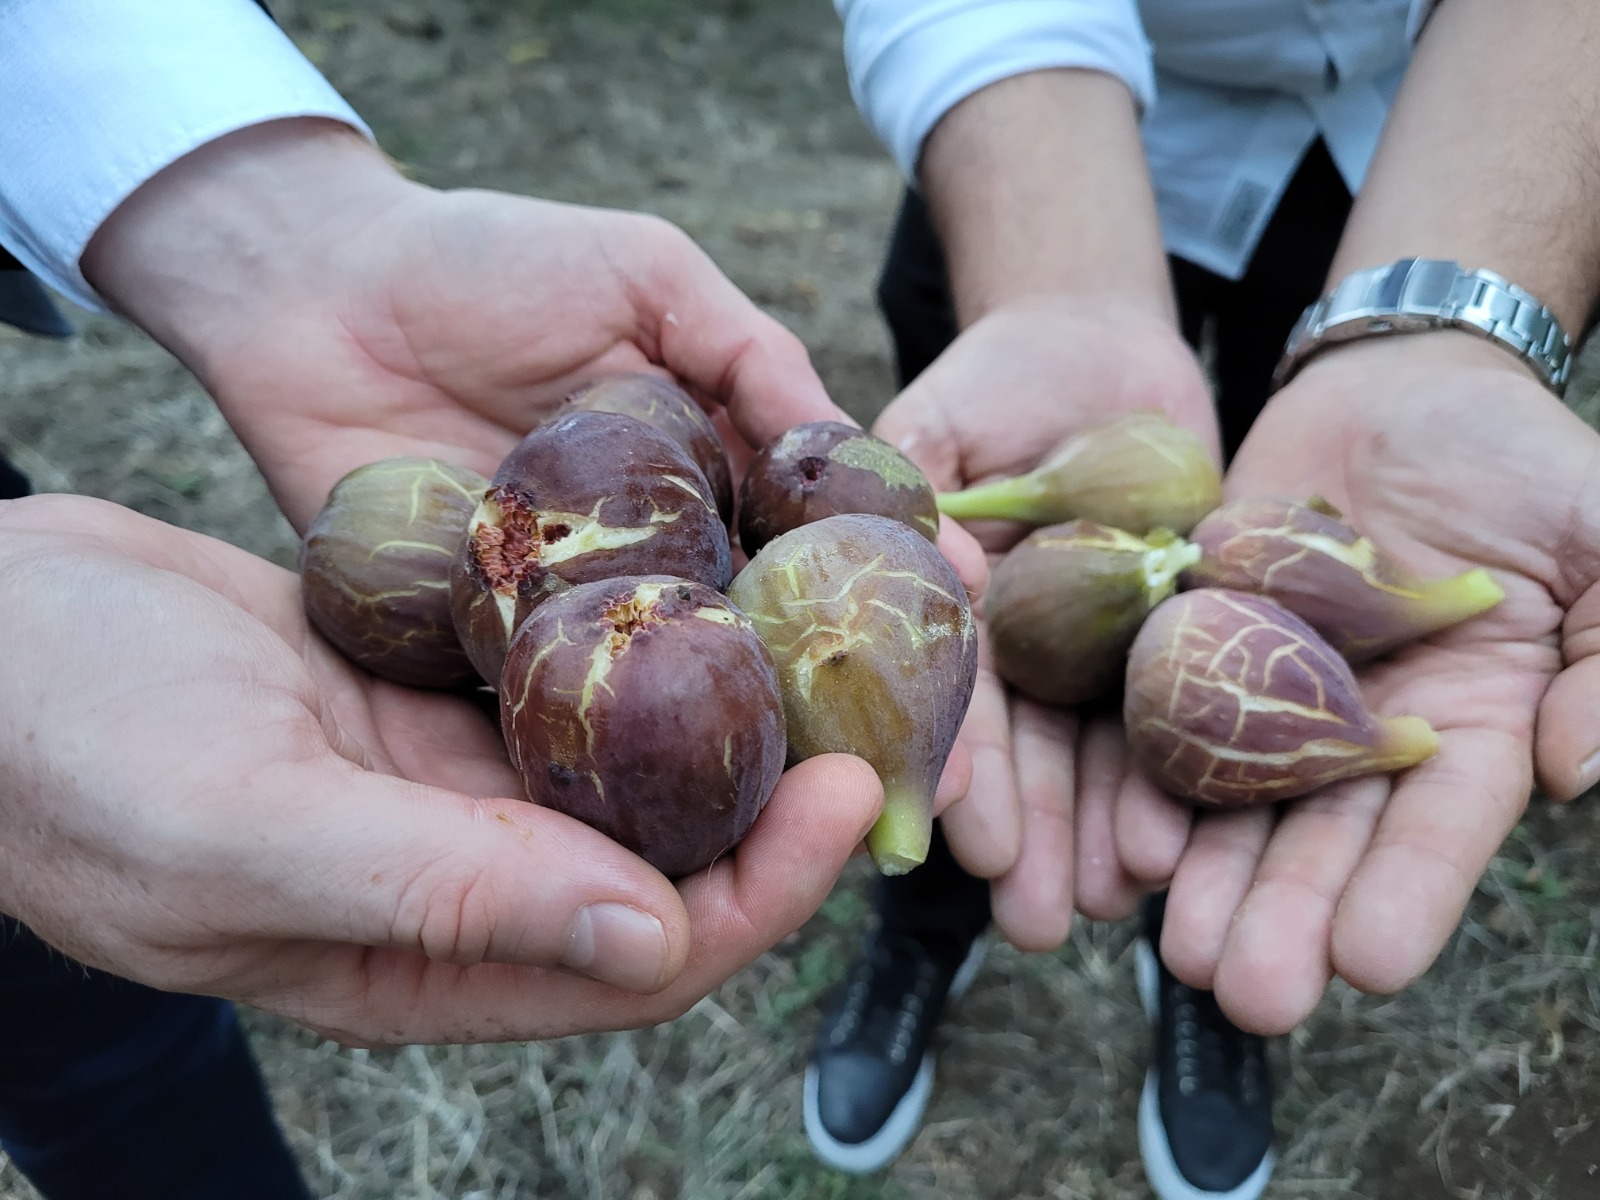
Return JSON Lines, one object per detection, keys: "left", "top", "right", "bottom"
{"left": 873, "top": 294, "right": 1218, "bottom": 949}
{"left": 81, "top": 119, "right": 853, "bottom": 532}
{"left": 1124, "top": 334, "right": 1600, "bottom": 1034}
{"left": 0, "top": 494, "right": 884, "bottom": 1045}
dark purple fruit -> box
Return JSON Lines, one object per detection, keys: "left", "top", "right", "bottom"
{"left": 565, "top": 373, "right": 734, "bottom": 523}
{"left": 451, "top": 410, "right": 732, "bottom": 686}
{"left": 737, "top": 421, "right": 939, "bottom": 557}
{"left": 500, "top": 575, "right": 786, "bottom": 878}
{"left": 299, "top": 457, "right": 488, "bottom": 688}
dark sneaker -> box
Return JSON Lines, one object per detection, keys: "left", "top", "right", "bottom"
{"left": 1135, "top": 897, "right": 1276, "bottom": 1200}
{"left": 802, "top": 929, "right": 985, "bottom": 1174}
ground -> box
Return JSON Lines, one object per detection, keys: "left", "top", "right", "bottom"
{"left": 3, "top": 2, "right": 1600, "bottom": 1197}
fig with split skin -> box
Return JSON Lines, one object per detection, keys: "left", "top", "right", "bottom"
{"left": 500, "top": 576, "right": 786, "bottom": 879}
{"left": 728, "top": 512, "right": 978, "bottom": 875}
{"left": 1123, "top": 587, "right": 1440, "bottom": 808}
{"left": 1181, "top": 495, "right": 1505, "bottom": 662}
{"left": 986, "top": 521, "right": 1200, "bottom": 707}
{"left": 737, "top": 420, "right": 939, "bottom": 557}
{"left": 299, "top": 456, "right": 488, "bottom": 688}
{"left": 936, "top": 410, "right": 1222, "bottom": 535}
{"left": 451, "top": 410, "right": 732, "bottom": 686}
{"left": 564, "top": 373, "right": 735, "bottom": 523}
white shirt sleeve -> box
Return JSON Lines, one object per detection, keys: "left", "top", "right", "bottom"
{"left": 835, "top": 0, "right": 1155, "bottom": 181}
{"left": 0, "top": 0, "right": 372, "bottom": 312}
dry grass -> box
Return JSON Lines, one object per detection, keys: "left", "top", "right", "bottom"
{"left": 3, "top": 2, "right": 1599, "bottom": 1197}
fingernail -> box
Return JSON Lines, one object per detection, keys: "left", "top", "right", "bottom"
{"left": 562, "top": 903, "right": 668, "bottom": 992}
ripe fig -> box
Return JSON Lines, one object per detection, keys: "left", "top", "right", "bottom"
{"left": 727, "top": 513, "right": 978, "bottom": 875}
{"left": 451, "top": 410, "right": 732, "bottom": 685}
{"left": 1181, "top": 495, "right": 1505, "bottom": 662}
{"left": 565, "top": 373, "right": 734, "bottom": 523}
{"left": 936, "top": 411, "right": 1222, "bottom": 534}
{"left": 299, "top": 456, "right": 488, "bottom": 688}
{"left": 501, "top": 576, "right": 785, "bottom": 878}
{"left": 987, "top": 521, "right": 1200, "bottom": 707}
{"left": 736, "top": 421, "right": 939, "bottom": 556}
{"left": 1124, "top": 588, "right": 1439, "bottom": 808}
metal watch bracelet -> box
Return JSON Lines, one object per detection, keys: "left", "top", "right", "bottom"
{"left": 1271, "top": 258, "right": 1573, "bottom": 394}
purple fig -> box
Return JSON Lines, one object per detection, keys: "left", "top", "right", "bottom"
{"left": 500, "top": 576, "right": 785, "bottom": 878}
{"left": 299, "top": 456, "right": 488, "bottom": 688}
{"left": 727, "top": 513, "right": 977, "bottom": 874}
{"left": 737, "top": 421, "right": 939, "bottom": 556}
{"left": 937, "top": 411, "right": 1221, "bottom": 534}
{"left": 1181, "top": 495, "right": 1505, "bottom": 662}
{"left": 1124, "top": 588, "right": 1439, "bottom": 808}
{"left": 451, "top": 410, "right": 732, "bottom": 685}
{"left": 565, "top": 373, "right": 734, "bottom": 523}
{"left": 987, "top": 521, "right": 1199, "bottom": 706}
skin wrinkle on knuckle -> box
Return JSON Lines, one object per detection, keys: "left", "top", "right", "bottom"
{"left": 390, "top": 859, "right": 507, "bottom": 965}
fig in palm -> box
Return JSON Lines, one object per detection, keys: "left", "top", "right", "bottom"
{"left": 501, "top": 576, "right": 785, "bottom": 878}
{"left": 936, "top": 411, "right": 1221, "bottom": 535}
{"left": 1124, "top": 587, "right": 1439, "bottom": 808}
{"left": 728, "top": 513, "right": 977, "bottom": 875}
{"left": 736, "top": 421, "right": 939, "bottom": 556}
{"left": 987, "top": 521, "right": 1199, "bottom": 706}
{"left": 299, "top": 456, "right": 488, "bottom": 688}
{"left": 451, "top": 410, "right": 731, "bottom": 685}
{"left": 565, "top": 373, "right": 734, "bottom": 523}
{"left": 1181, "top": 495, "right": 1504, "bottom": 662}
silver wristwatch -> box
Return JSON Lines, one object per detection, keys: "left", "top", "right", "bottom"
{"left": 1272, "top": 258, "right": 1573, "bottom": 394}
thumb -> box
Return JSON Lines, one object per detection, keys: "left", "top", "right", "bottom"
{"left": 239, "top": 762, "right": 694, "bottom": 992}
{"left": 1537, "top": 582, "right": 1600, "bottom": 800}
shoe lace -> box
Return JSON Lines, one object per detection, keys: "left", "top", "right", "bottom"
{"left": 828, "top": 934, "right": 943, "bottom": 1065}
{"left": 1167, "top": 979, "right": 1266, "bottom": 1106}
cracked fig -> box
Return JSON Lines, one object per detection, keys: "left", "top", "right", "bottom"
{"left": 500, "top": 575, "right": 785, "bottom": 879}
{"left": 727, "top": 513, "right": 978, "bottom": 875}
{"left": 1124, "top": 588, "right": 1439, "bottom": 808}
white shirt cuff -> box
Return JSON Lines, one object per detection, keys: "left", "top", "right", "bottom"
{"left": 836, "top": 0, "right": 1156, "bottom": 180}
{"left": 0, "top": 0, "right": 372, "bottom": 313}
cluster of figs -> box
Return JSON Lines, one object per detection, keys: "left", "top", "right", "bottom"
{"left": 298, "top": 375, "right": 976, "bottom": 878}
{"left": 940, "top": 411, "right": 1502, "bottom": 807}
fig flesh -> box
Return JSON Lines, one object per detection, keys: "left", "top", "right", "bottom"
{"left": 565, "top": 373, "right": 734, "bottom": 523}
{"left": 451, "top": 410, "right": 732, "bottom": 685}
{"left": 1182, "top": 495, "right": 1505, "bottom": 662}
{"left": 500, "top": 576, "right": 785, "bottom": 878}
{"left": 727, "top": 513, "right": 978, "bottom": 875}
{"left": 987, "top": 521, "right": 1199, "bottom": 706}
{"left": 936, "top": 411, "right": 1221, "bottom": 535}
{"left": 299, "top": 456, "right": 488, "bottom": 688}
{"left": 737, "top": 421, "right": 939, "bottom": 556}
{"left": 1124, "top": 588, "right": 1439, "bottom": 808}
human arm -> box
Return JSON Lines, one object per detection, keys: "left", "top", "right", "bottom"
{"left": 1131, "top": 0, "right": 1600, "bottom": 1033}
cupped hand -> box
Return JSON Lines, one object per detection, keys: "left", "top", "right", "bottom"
{"left": 872, "top": 294, "right": 1218, "bottom": 949}
{"left": 0, "top": 494, "right": 883, "bottom": 1045}
{"left": 1135, "top": 334, "right": 1600, "bottom": 1034}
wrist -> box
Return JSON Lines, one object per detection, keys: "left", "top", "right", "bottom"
{"left": 82, "top": 117, "right": 412, "bottom": 379}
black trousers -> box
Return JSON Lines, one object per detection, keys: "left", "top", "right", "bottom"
{"left": 874, "top": 140, "right": 1353, "bottom": 953}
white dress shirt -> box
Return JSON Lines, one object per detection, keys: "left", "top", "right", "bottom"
{"left": 0, "top": 0, "right": 369, "bottom": 312}
{"left": 837, "top": 0, "right": 1438, "bottom": 279}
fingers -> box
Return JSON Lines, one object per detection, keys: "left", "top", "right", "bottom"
{"left": 990, "top": 699, "right": 1077, "bottom": 951}
{"left": 1074, "top": 716, "right": 1146, "bottom": 920}
{"left": 1206, "top": 778, "right": 1388, "bottom": 1035}
{"left": 940, "top": 667, "right": 1023, "bottom": 878}
{"left": 636, "top": 216, "right": 854, "bottom": 446}
{"left": 1330, "top": 728, "right": 1530, "bottom": 996}
{"left": 1159, "top": 807, "right": 1273, "bottom": 990}
{"left": 938, "top": 513, "right": 990, "bottom": 599}
{"left": 1112, "top": 762, "right": 1192, "bottom": 889}
{"left": 1537, "top": 587, "right": 1600, "bottom": 798}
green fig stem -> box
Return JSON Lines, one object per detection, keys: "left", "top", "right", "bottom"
{"left": 936, "top": 475, "right": 1048, "bottom": 523}
{"left": 1414, "top": 568, "right": 1505, "bottom": 627}
{"left": 866, "top": 783, "right": 933, "bottom": 876}
{"left": 1371, "top": 715, "right": 1442, "bottom": 771}
{"left": 1144, "top": 538, "right": 1202, "bottom": 604}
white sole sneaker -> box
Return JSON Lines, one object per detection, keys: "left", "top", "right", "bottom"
{"left": 1133, "top": 939, "right": 1275, "bottom": 1200}
{"left": 801, "top": 936, "right": 988, "bottom": 1175}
